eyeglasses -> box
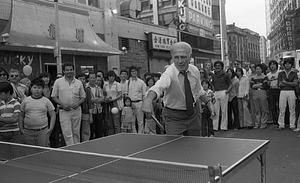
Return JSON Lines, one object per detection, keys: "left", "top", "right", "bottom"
{"left": 234, "top": 63, "right": 240, "bottom": 66}
{"left": 10, "top": 75, "right": 19, "bottom": 77}
{"left": 0, "top": 74, "right": 7, "bottom": 77}
{"left": 200, "top": 72, "right": 204, "bottom": 74}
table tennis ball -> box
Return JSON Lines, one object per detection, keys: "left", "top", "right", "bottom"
{"left": 111, "top": 107, "right": 119, "bottom": 114}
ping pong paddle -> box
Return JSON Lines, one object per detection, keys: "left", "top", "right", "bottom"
{"left": 151, "top": 114, "right": 165, "bottom": 132}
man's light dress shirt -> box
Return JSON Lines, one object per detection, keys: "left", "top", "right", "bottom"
{"left": 149, "top": 64, "right": 205, "bottom": 110}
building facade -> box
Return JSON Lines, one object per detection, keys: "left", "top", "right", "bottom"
{"left": 265, "top": 0, "right": 299, "bottom": 61}
{"left": 138, "top": 0, "right": 222, "bottom": 69}
{"left": 260, "top": 36, "right": 268, "bottom": 64}
{"left": 227, "top": 23, "right": 261, "bottom": 67}
{"left": 0, "top": 0, "right": 179, "bottom": 80}
{"left": 0, "top": 0, "right": 121, "bottom": 80}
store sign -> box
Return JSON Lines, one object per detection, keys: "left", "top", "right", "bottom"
{"left": 186, "top": 0, "right": 212, "bottom": 18}
{"left": 186, "top": 8, "right": 213, "bottom": 31}
{"left": 148, "top": 33, "right": 177, "bottom": 51}
{"left": 187, "top": 24, "right": 214, "bottom": 38}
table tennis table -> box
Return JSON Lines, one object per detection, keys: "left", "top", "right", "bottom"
{"left": 0, "top": 133, "right": 269, "bottom": 183}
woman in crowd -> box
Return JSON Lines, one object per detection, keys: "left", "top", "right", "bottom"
{"left": 236, "top": 68, "right": 252, "bottom": 129}
{"left": 226, "top": 68, "right": 240, "bottom": 130}
{"left": 199, "top": 68, "right": 208, "bottom": 81}
{"left": 0, "top": 67, "right": 9, "bottom": 82}
{"left": 250, "top": 64, "right": 269, "bottom": 129}
{"left": 103, "top": 70, "right": 122, "bottom": 135}
{"left": 39, "top": 72, "right": 62, "bottom": 147}
{"left": 144, "top": 77, "right": 157, "bottom": 134}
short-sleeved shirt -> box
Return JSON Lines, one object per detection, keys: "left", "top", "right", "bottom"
{"left": 21, "top": 96, "right": 55, "bottom": 129}
{"left": 212, "top": 70, "right": 232, "bottom": 91}
{"left": 122, "top": 106, "right": 134, "bottom": 123}
{"left": 267, "top": 70, "right": 280, "bottom": 89}
{"left": 51, "top": 77, "right": 86, "bottom": 105}
{"left": 278, "top": 70, "right": 298, "bottom": 90}
{"left": 0, "top": 98, "right": 21, "bottom": 132}
{"left": 103, "top": 81, "right": 122, "bottom": 100}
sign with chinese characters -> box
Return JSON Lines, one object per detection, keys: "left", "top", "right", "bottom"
{"left": 148, "top": 33, "right": 177, "bottom": 51}
{"left": 48, "top": 23, "right": 55, "bottom": 39}
{"left": 76, "top": 29, "right": 85, "bottom": 42}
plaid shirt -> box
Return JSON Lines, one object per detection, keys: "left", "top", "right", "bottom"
{"left": 86, "top": 83, "right": 103, "bottom": 114}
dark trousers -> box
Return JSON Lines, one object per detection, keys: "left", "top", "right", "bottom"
{"left": 268, "top": 89, "right": 280, "bottom": 126}
{"left": 228, "top": 97, "right": 240, "bottom": 129}
{"left": 201, "top": 105, "right": 214, "bottom": 137}
{"left": 90, "top": 113, "right": 104, "bottom": 139}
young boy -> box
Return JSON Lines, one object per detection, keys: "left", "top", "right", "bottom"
{"left": 0, "top": 82, "right": 22, "bottom": 143}
{"left": 19, "top": 78, "right": 56, "bottom": 146}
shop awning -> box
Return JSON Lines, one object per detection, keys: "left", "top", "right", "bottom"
{"left": 0, "top": 0, "right": 121, "bottom": 56}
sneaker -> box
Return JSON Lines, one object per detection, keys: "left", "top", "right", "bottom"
{"left": 233, "top": 128, "right": 238, "bottom": 130}
{"left": 260, "top": 126, "right": 267, "bottom": 129}
{"left": 253, "top": 126, "right": 259, "bottom": 129}
{"left": 277, "top": 127, "right": 284, "bottom": 131}
{"left": 293, "top": 128, "right": 300, "bottom": 132}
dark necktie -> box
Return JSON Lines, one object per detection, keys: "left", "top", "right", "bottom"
{"left": 181, "top": 71, "right": 194, "bottom": 116}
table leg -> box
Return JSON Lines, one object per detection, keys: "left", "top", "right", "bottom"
{"left": 258, "top": 152, "right": 267, "bottom": 183}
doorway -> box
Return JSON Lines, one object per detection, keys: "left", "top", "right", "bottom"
{"left": 45, "top": 63, "right": 58, "bottom": 80}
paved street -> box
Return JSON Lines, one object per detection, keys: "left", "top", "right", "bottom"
{"left": 214, "top": 125, "right": 300, "bottom": 183}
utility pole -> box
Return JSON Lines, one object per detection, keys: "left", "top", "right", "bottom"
{"left": 54, "top": 0, "right": 62, "bottom": 74}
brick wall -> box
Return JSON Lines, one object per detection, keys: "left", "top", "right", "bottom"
{"left": 120, "top": 39, "right": 148, "bottom": 78}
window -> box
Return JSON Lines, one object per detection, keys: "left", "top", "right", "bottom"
{"left": 77, "top": 0, "right": 87, "bottom": 5}
{"left": 162, "top": 0, "right": 172, "bottom": 7}
{"left": 141, "top": 1, "right": 149, "bottom": 11}
{"left": 119, "top": 37, "right": 130, "bottom": 51}
{"left": 81, "top": 66, "right": 94, "bottom": 75}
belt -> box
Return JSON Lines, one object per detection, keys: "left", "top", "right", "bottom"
{"left": 132, "top": 100, "right": 142, "bottom": 103}
{"left": 165, "top": 107, "right": 186, "bottom": 112}
{"left": 24, "top": 126, "right": 48, "bottom": 131}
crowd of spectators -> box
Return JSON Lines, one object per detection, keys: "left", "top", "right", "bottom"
{"left": 200, "top": 58, "right": 300, "bottom": 137}
{"left": 0, "top": 64, "right": 163, "bottom": 147}
{"left": 1, "top": 57, "right": 300, "bottom": 148}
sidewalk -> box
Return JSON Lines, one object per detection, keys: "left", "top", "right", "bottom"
{"left": 214, "top": 125, "right": 300, "bottom": 183}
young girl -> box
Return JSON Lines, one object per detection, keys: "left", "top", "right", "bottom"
{"left": 121, "top": 97, "right": 134, "bottom": 133}
{"left": 201, "top": 79, "right": 215, "bottom": 137}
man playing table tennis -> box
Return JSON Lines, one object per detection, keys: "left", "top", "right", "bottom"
{"left": 142, "top": 42, "right": 212, "bottom": 136}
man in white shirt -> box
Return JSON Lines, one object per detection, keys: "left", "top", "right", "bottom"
{"left": 51, "top": 63, "right": 86, "bottom": 145}
{"left": 142, "top": 42, "right": 212, "bottom": 136}
{"left": 128, "top": 66, "right": 147, "bottom": 133}
{"left": 119, "top": 70, "right": 129, "bottom": 98}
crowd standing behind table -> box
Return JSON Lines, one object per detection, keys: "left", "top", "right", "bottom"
{"left": 1, "top": 53, "right": 300, "bottom": 147}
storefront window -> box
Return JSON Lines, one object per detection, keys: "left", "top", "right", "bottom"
{"left": 81, "top": 66, "right": 94, "bottom": 75}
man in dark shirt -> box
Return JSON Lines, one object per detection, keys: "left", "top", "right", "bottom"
{"left": 211, "top": 61, "right": 232, "bottom": 131}
{"left": 277, "top": 58, "right": 298, "bottom": 130}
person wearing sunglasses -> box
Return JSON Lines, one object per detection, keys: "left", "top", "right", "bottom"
{"left": 9, "top": 69, "right": 28, "bottom": 103}
{"left": 0, "top": 67, "right": 8, "bottom": 82}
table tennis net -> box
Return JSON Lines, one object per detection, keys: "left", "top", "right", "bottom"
{"left": 0, "top": 142, "right": 222, "bottom": 183}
